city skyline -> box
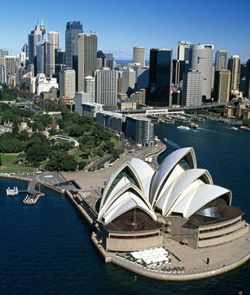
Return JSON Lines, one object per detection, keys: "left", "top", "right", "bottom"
{"left": 0, "top": 0, "right": 249, "bottom": 62}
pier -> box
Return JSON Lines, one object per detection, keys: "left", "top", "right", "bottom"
{"left": 18, "top": 180, "right": 44, "bottom": 205}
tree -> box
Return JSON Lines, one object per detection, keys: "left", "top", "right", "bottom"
{"left": 12, "top": 122, "right": 19, "bottom": 136}
{"left": 78, "top": 161, "right": 87, "bottom": 170}
{"left": 0, "top": 154, "right": 2, "bottom": 166}
{"left": 63, "top": 156, "right": 77, "bottom": 171}
{"left": 19, "top": 130, "right": 30, "bottom": 142}
{"left": 26, "top": 144, "right": 50, "bottom": 163}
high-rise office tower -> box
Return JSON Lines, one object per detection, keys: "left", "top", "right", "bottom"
{"left": 78, "top": 33, "right": 97, "bottom": 91}
{"left": 28, "top": 25, "right": 43, "bottom": 65}
{"left": 136, "top": 68, "right": 149, "bottom": 91}
{"left": 121, "top": 68, "right": 136, "bottom": 94}
{"left": 1, "top": 49, "right": 9, "bottom": 57}
{"left": 54, "top": 49, "right": 65, "bottom": 82}
{"left": 22, "top": 43, "right": 29, "bottom": 59}
{"left": 48, "top": 31, "right": 60, "bottom": 77}
{"left": 97, "top": 50, "right": 106, "bottom": 69}
{"left": 244, "top": 59, "right": 250, "bottom": 99}
{"left": 182, "top": 70, "right": 203, "bottom": 106}
{"left": 228, "top": 55, "right": 241, "bottom": 91}
{"left": 36, "top": 39, "right": 50, "bottom": 76}
{"left": 189, "top": 44, "right": 214, "bottom": 100}
{"left": 59, "top": 69, "right": 76, "bottom": 98}
{"left": 105, "top": 53, "right": 115, "bottom": 70}
{"left": 215, "top": 50, "right": 227, "bottom": 71}
{"left": 4, "top": 55, "right": 20, "bottom": 84}
{"left": 95, "top": 69, "right": 118, "bottom": 105}
{"left": 0, "top": 65, "right": 5, "bottom": 83}
{"left": 84, "top": 76, "right": 95, "bottom": 103}
{"left": 133, "top": 47, "right": 145, "bottom": 66}
{"left": 149, "top": 48, "right": 173, "bottom": 106}
{"left": 65, "top": 21, "right": 83, "bottom": 69}
{"left": 175, "top": 41, "right": 191, "bottom": 85}
{"left": 214, "top": 70, "right": 231, "bottom": 103}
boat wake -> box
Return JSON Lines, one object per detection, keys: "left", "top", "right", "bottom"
{"left": 166, "top": 140, "right": 181, "bottom": 149}
{"left": 198, "top": 127, "right": 222, "bottom": 134}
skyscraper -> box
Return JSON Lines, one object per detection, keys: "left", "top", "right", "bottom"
{"left": 54, "top": 49, "right": 65, "bottom": 82}
{"left": 121, "top": 68, "right": 136, "bottom": 95}
{"left": 28, "top": 25, "right": 42, "bottom": 65}
{"left": 244, "top": 59, "right": 250, "bottom": 99}
{"left": 48, "top": 31, "right": 60, "bottom": 77}
{"left": 95, "top": 69, "right": 118, "bottom": 105}
{"left": 36, "top": 39, "right": 50, "bottom": 76}
{"left": 214, "top": 70, "right": 231, "bottom": 103}
{"left": 189, "top": 44, "right": 214, "bottom": 100}
{"left": 228, "top": 55, "right": 241, "bottom": 91}
{"left": 105, "top": 53, "right": 115, "bottom": 70}
{"left": 65, "top": 21, "right": 83, "bottom": 69}
{"left": 175, "top": 41, "right": 191, "bottom": 85}
{"left": 133, "top": 47, "right": 145, "bottom": 66}
{"left": 215, "top": 50, "right": 227, "bottom": 71}
{"left": 78, "top": 33, "right": 97, "bottom": 92}
{"left": 149, "top": 48, "right": 173, "bottom": 106}
{"left": 0, "top": 49, "right": 9, "bottom": 57}
{"left": 182, "top": 70, "right": 203, "bottom": 106}
{"left": 84, "top": 76, "right": 95, "bottom": 103}
{"left": 59, "top": 69, "right": 76, "bottom": 98}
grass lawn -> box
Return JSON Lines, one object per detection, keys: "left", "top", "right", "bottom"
{"left": 110, "top": 137, "right": 120, "bottom": 148}
{"left": 2, "top": 154, "right": 19, "bottom": 164}
{"left": 0, "top": 165, "right": 35, "bottom": 173}
{"left": 1, "top": 153, "right": 35, "bottom": 173}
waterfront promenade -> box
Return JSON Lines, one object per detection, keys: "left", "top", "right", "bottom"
{"left": 61, "top": 141, "right": 250, "bottom": 281}
{"left": 61, "top": 141, "right": 166, "bottom": 193}
{"left": 1, "top": 140, "right": 250, "bottom": 281}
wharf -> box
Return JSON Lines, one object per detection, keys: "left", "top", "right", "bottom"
{"left": 181, "top": 113, "right": 205, "bottom": 122}
{"left": 19, "top": 180, "right": 45, "bottom": 205}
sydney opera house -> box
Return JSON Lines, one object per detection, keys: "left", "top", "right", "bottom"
{"left": 96, "top": 147, "right": 249, "bottom": 252}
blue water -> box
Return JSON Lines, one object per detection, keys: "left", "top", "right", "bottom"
{"left": 1, "top": 120, "right": 250, "bottom": 295}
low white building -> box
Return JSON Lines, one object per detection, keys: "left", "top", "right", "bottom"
{"left": 36, "top": 73, "right": 58, "bottom": 96}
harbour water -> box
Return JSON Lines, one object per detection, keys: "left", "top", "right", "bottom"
{"left": 1, "top": 119, "right": 250, "bottom": 295}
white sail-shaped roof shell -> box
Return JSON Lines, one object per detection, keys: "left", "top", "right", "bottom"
{"left": 149, "top": 147, "right": 197, "bottom": 205}
{"left": 155, "top": 169, "right": 213, "bottom": 216}
{"left": 97, "top": 147, "right": 234, "bottom": 225}
{"left": 100, "top": 189, "right": 157, "bottom": 224}
{"left": 99, "top": 161, "right": 145, "bottom": 210}
{"left": 171, "top": 183, "right": 232, "bottom": 219}
{"left": 130, "top": 158, "right": 155, "bottom": 200}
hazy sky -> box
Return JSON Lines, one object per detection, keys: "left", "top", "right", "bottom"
{"left": 1, "top": 0, "right": 249, "bottom": 62}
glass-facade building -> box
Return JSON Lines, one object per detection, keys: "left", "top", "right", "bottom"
{"left": 148, "top": 48, "right": 173, "bottom": 106}
{"left": 125, "top": 116, "right": 154, "bottom": 145}
{"left": 65, "top": 21, "right": 83, "bottom": 69}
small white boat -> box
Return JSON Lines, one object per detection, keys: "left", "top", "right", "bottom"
{"left": 230, "top": 127, "right": 238, "bottom": 130}
{"left": 6, "top": 187, "right": 18, "bottom": 196}
{"left": 240, "top": 126, "right": 250, "bottom": 131}
{"left": 177, "top": 125, "right": 190, "bottom": 130}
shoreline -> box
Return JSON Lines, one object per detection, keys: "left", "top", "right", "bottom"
{"left": 2, "top": 141, "right": 250, "bottom": 281}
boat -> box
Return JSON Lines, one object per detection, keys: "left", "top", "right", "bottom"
{"left": 177, "top": 125, "right": 190, "bottom": 130}
{"left": 230, "top": 127, "right": 238, "bottom": 130}
{"left": 240, "top": 126, "right": 250, "bottom": 131}
{"left": 6, "top": 187, "right": 18, "bottom": 196}
{"left": 163, "top": 138, "right": 167, "bottom": 142}
{"left": 189, "top": 122, "right": 199, "bottom": 129}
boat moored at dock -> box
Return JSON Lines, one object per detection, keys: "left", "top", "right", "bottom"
{"left": 6, "top": 187, "right": 18, "bottom": 196}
